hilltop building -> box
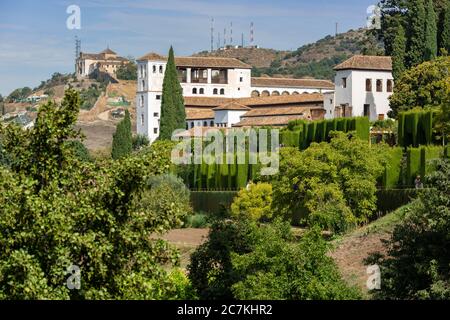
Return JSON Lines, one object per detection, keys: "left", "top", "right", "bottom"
{"left": 75, "top": 48, "right": 128, "bottom": 79}
{"left": 333, "top": 55, "right": 393, "bottom": 121}
{"left": 136, "top": 53, "right": 334, "bottom": 142}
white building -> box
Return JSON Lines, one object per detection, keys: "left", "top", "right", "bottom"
{"left": 76, "top": 48, "right": 128, "bottom": 79}
{"left": 333, "top": 55, "right": 394, "bottom": 121}
{"left": 136, "top": 52, "right": 334, "bottom": 142}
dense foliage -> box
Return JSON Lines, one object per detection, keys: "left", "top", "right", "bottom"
{"left": 367, "top": 159, "right": 450, "bottom": 299}
{"left": 111, "top": 110, "right": 132, "bottom": 159}
{"left": 231, "top": 183, "right": 273, "bottom": 222}
{"left": 159, "top": 47, "right": 186, "bottom": 140}
{"left": 0, "top": 90, "right": 191, "bottom": 299}
{"left": 273, "top": 132, "right": 386, "bottom": 231}
{"left": 116, "top": 60, "right": 137, "bottom": 81}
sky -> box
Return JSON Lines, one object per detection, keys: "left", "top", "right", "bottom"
{"left": 0, "top": 0, "right": 378, "bottom": 96}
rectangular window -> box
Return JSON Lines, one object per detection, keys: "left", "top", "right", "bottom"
{"left": 211, "top": 69, "right": 228, "bottom": 84}
{"left": 240, "top": 77, "right": 243, "bottom": 82}
{"left": 376, "top": 79, "right": 382, "bottom": 92}
{"left": 156, "top": 95, "right": 161, "bottom": 100}
{"left": 153, "top": 112, "right": 159, "bottom": 117}
{"left": 342, "top": 77, "right": 347, "bottom": 88}
{"left": 364, "top": 104, "right": 370, "bottom": 117}
{"left": 366, "top": 79, "right": 372, "bottom": 92}
{"left": 191, "top": 68, "right": 208, "bottom": 83}
{"left": 154, "top": 128, "right": 158, "bottom": 134}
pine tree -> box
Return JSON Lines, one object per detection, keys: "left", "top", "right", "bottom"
{"left": 424, "top": 0, "right": 438, "bottom": 60}
{"left": 111, "top": 110, "right": 132, "bottom": 159}
{"left": 392, "top": 24, "right": 407, "bottom": 80}
{"left": 440, "top": 0, "right": 450, "bottom": 53}
{"left": 159, "top": 46, "right": 186, "bottom": 140}
{"left": 407, "top": 0, "right": 427, "bottom": 66}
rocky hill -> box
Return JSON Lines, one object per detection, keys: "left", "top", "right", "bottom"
{"left": 195, "top": 28, "right": 384, "bottom": 80}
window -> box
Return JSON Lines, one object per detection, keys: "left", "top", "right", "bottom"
{"left": 159, "top": 65, "right": 163, "bottom": 73}
{"left": 177, "top": 68, "right": 187, "bottom": 83}
{"left": 364, "top": 104, "right": 370, "bottom": 117}
{"left": 141, "top": 114, "right": 144, "bottom": 125}
{"left": 210, "top": 121, "right": 214, "bottom": 127}
{"left": 272, "top": 91, "right": 280, "bottom": 96}
{"left": 153, "top": 112, "right": 159, "bottom": 117}
{"left": 330, "top": 99, "right": 333, "bottom": 104}
{"left": 203, "top": 121, "right": 207, "bottom": 127}
{"left": 153, "top": 65, "right": 156, "bottom": 73}
{"left": 199, "top": 88, "right": 204, "bottom": 94}
{"left": 154, "top": 128, "right": 158, "bottom": 134}
{"left": 240, "top": 77, "right": 243, "bottom": 82}
{"left": 213, "top": 88, "right": 218, "bottom": 95}
{"left": 387, "top": 79, "right": 393, "bottom": 92}
{"left": 192, "top": 88, "right": 197, "bottom": 94}
{"left": 342, "top": 77, "right": 347, "bottom": 88}
{"left": 220, "top": 88, "right": 225, "bottom": 95}
{"left": 140, "top": 95, "right": 144, "bottom": 107}
{"left": 191, "top": 68, "right": 208, "bottom": 83}
{"left": 366, "top": 79, "right": 372, "bottom": 92}
{"left": 238, "top": 87, "right": 241, "bottom": 91}
{"left": 156, "top": 95, "right": 161, "bottom": 100}
{"left": 376, "top": 79, "right": 382, "bottom": 92}
{"left": 378, "top": 114, "right": 385, "bottom": 120}
{"left": 211, "top": 69, "right": 228, "bottom": 84}
{"left": 141, "top": 80, "right": 145, "bottom": 91}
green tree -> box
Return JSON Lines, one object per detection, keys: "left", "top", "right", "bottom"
{"left": 407, "top": 0, "right": 427, "bottom": 66}
{"left": 388, "top": 56, "right": 450, "bottom": 118}
{"left": 116, "top": 59, "right": 137, "bottom": 80}
{"left": 367, "top": 159, "right": 450, "bottom": 299}
{"left": 111, "top": 110, "right": 132, "bottom": 159}
{"left": 0, "top": 90, "right": 191, "bottom": 299}
{"left": 392, "top": 24, "right": 407, "bottom": 79}
{"left": 424, "top": 0, "right": 438, "bottom": 60}
{"left": 439, "top": 0, "right": 450, "bottom": 52}
{"left": 159, "top": 46, "right": 186, "bottom": 140}
{"left": 231, "top": 183, "right": 273, "bottom": 222}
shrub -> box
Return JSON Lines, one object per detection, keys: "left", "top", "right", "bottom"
{"left": 183, "top": 213, "right": 209, "bottom": 228}
{"left": 231, "top": 183, "right": 273, "bottom": 222}
{"left": 66, "top": 140, "right": 92, "bottom": 162}
{"left": 132, "top": 134, "right": 150, "bottom": 151}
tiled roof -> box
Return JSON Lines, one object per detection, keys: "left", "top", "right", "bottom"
{"left": 186, "top": 108, "right": 214, "bottom": 120}
{"left": 80, "top": 52, "right": 127, "bottom": 61}
{"left": 137, "top": 53, "right": 252, "bottom": 69}
{"left": 334, "top": 55, "right": 392, "bottom": 71}
{"left": 251, "top": 77, "right": 334, "bottom": 89}
{"left": 100, "top": 48, "right": 117, "bottom": 55}
{"left": 233, "top": 115, "right": 306, "bottom": 127}
{"left": 175, "top": 127, "right": 233, "bottom": 138}
{"left": 213, "top": 101, "right": 251, "bottom": 111}
{"left": 242, "top": 107, "right": 308, "bottom": 117}
{"left": 184, "top": 93, "right": 324, "bottom": 108}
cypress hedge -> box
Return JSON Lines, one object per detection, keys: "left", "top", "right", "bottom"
{"left": 398, "top": 109, "right": 436, "bottom": 147}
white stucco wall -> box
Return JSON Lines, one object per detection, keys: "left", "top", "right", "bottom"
{"left": 214, "top": 110, "right": 248, "bottom": 127}
{"left": 323, "top": 91, "right": 335, "bottom": 120}
{"left": 250, "top": 87, "right": 334, "bottom": 96}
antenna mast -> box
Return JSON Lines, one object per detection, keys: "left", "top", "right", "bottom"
{"left": 250, "top": 22, "right": 254, "bottom": 46}
{"left": 210, "top": 18, "right": 214, "bottom": 52}
{"left": 230, "top": 21, "right": 233, "bottom": 46}
{"left": 224, "top": 28, "right": 226, "bottom": 47}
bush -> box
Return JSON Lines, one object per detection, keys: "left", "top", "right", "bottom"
{"left": 190, "top": 191, "right": 237, "bottom": 216}
{"left": 66, "top": 140, "right": 92, "bottom": 162}
{"left": 231, "top": 183, "right": 273, "bottom": 222}
{"left": 132, "top": 134, "right": 149, "bottom": 151}
{"left": 183, "top": 213, "right": 209, "bottom": 228}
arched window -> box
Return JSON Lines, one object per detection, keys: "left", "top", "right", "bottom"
{"left": 387, "top": 79, "right": 393, "bottom": 92}
{"left": 282, "top": 91, "right": 290, "bottom": 96}
{"left": 292, "top": 91, "right": 299, "bottom": 95}
{"left": 141, "top": 114, "right": 144, "bottom": 125}
{"left": 199, "top": 88, "right": 204, "bottom": 94}
{"left": 203, "top": 121, "right": 207, "bottom": 127}
{"left": 190, "top": 122, "right": 194, "bottom": 128}
{"left": 192, "top": 88, "right": 197, "bottom": 94}
{"left": 376, "top": 79, "right": 382, "bottom": 92}
{"left": 140, "top": 95, "right": 144, "bottom": 107}
{"left": 251, "top": 90, "right": 260, "bottom": 97}
{"left": 261, "top": 90, "right": 270, "bottom": 97}
{"left": 213, "top": 88, "right": 218, "bottom": 95}
{"left": 152, "top": 65, "right": 156, "bottom": 73}
{"left": 141, "top": 80, "right": 145, "bottom": 90}
{"left": 272, "top": 91, "right": 280, "bottom": 96}
{"left": 159, "top": 65, "right": 163, "bottom": 73}
{"left": 220, "top": 88, "right": 225, "bottom": 95}
{"left": 366, "top": 79, "right": 372, "bottom": 92}
{"left": 210, "top": 121, "right": 214, "bottom": 127}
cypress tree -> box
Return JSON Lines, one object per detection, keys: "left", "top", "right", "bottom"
{"left": 440, "top": 0, "right": 450, "bottom": 53}
{"left": 407, "top": 0, "right": 426, "bottom": 66}
{"left": 424, "top": 0, "right": 438, "bottom": 60}
{"left": 111, "top": 110, "right": 132, "bottom": 159}
{"left": 392, "top": 24, "right": 407, "bottom": 79}
{"left": 159, "top": 46, "right": 186, "bottom": 140}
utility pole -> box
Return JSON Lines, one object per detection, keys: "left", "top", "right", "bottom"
{"left": 335, "top": 22, "right": 338, "bottom": 37}
{"left": 210, "top": 18, "right": 214, "bottom": 52}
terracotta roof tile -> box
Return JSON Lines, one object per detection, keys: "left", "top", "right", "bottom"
{"left": 251, "top": 77, "right": 334, "bottom": 89}
{"left": 137, "top": 53, "right": 251, "bottom": 69}
{"left": 213, "top": 101, "right": 251, "bottom": 111}
{"left": 242, "top": 107, "right": 308, "bottom": 117}
{"left": 334, "top": 55, "right": 392, "bottom": 71}
{"left": 185, "top": 108, "right": 214, "bottom": 120}
{"left": 233, "top": 115, "right": 306, "bottom": 127}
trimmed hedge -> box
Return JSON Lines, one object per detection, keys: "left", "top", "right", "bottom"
{"left": 398, "top": 109, "right": 436, "bottom": 147}
{"left": 282, "top": 116, "right": 370, "bottom": 150}
{"left": 375, "top": 188, "right": 418, "bottom": 215}
{"left": 382, "top": 147, "right": 403, "bottom": 189}
{"left": 190, "top": 191, "right": 238, "bottom": 215}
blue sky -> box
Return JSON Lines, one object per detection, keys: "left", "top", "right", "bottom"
{"left": 0, "top": 0, "right": 377, "bottom": 96}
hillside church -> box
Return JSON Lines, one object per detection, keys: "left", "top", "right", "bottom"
{"left": 135, "top": 53, "right": 394, "bottom": 142}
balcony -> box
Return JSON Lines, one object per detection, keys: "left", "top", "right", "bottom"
{"left": 191, "top": 68, "right": 208, "bottom": 84}
{"left": 211, "top": 69, "right": 228, "bottom": 84}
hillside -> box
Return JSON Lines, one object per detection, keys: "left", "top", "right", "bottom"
{"left": 196, "top": 28, "right": 384, "bottom": 80}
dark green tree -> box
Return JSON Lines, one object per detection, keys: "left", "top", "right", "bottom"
{"left": 425, "top": 0, "right": 438, "bottom": 60}
{"left": 111, "top": 110, "right": 132, "bottom": 159}
{"left": 407, "top": 0, "right": 427, "bottom": 66}
{"left": 159, "top": 46, "right": 186, "bottom": 140}
{"left": 392, "top": 24, "right": 407, "bottom": 79}
{"left": 116, "top": 58, "right": 137, "bottom": 80}
{"left": 439, "top": 0, "right": 450, "bottom": 52}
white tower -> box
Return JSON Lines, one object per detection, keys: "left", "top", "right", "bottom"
{"left": 136, "top": 54, "right": 167, "bottom": 143}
